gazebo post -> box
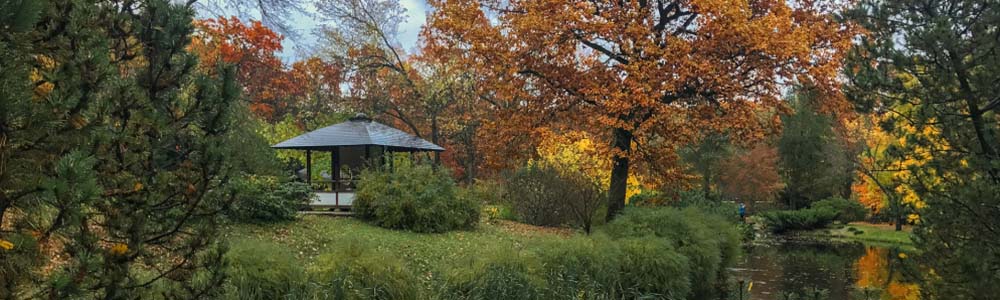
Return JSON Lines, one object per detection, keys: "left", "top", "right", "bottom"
{"left": 332, "top": 147, "right": 340, "bottom": 191}
{"left": 305, "top": 150, "right": 312, "bottom": 185}
{"left": 364, "top": 145, "right": 370, "bottom": 166}
{"left": 382, "top": 146, "right": 388, "bottom": 170}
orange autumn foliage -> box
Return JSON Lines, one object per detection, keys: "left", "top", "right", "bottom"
{"left": 189, "top": 17, "right": 292, "bottom": 120}
{"left": 718, "top": 145, "right": 783, "bottom": 203}
{"left": 424, "top": 0, "right": 858, "bottom": 207}
{"left": 854, "top": 247, "right": 920, "bottom": 300}
{"left": 853, "top": 178, "right": 886, "bottom": 212}
{"left": 286, "top": 57, "right": 345, "bottom": 121}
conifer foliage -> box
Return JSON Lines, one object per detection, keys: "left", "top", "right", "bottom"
{"left": 846, "top": 0, "right": 1000, "bottom": 296}
{"left": 1, "top": 0, "right": 249, "bottom": 298}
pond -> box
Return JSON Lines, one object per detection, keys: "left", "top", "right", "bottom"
{"left": 729, "top": 240, "right": 921, "bottom": 300}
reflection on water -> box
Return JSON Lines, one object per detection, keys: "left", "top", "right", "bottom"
{"left": 729, "top": 240, "right": 920, "bottom": 300}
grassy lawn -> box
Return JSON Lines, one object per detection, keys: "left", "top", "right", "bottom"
{"left": 223, "top": 215, "right": 571, "bottom": 272}
{"left": 218, "top": 208, "right": 743, "bottom": 299}
{"left": 799, "top": 222, "right": 915, "bottom": 250}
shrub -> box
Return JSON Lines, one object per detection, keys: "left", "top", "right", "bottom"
{"left": 627, "top": 189, "right": 667, "bottom": 207}
{"left": 313, "top": 240, "right": 422, "bottom": 300}
{"left": 810, "top": 197, "right": 867, "bottom": 223}
{"left": 533, "top": 236, "right": 694, "bottom": 299}
{"left": 481, "top": 204, "right": 517, "bottom": 223}
{"left": 505, "top": 163, "right": 605, "bottom": 233}
{"left": 225, "top": 240, "right": 315, "bottom": 299}
{"left": 671, "top": 190, "right": 741, "bottom": 221}
{"left": 354, "top": 164, "right": 479, "bottom": 233}
{"left": 602, "top": 207, "right": 741, "bottom": 299}
{"left": 228, "top": 175, "right": 314, "bottom": 223}
{"left": 759, "top": 207, "right": 838, "bottom": 233}
{"left": 464, "top": 179, "right": 506, "bottom": 205}
{"left": 616, "top": 238, "right": 693, "bottom": 299}
{"left": 440, "top": 252, "right": 544, "bottom": 300}
{"left": 532, "top": 237, "right": 619, "bottom": 299}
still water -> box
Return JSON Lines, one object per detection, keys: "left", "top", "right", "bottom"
{"left": 729, "top": 240, "right": 920, "bottom": 300}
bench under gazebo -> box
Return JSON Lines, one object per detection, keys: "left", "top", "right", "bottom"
{"left": 272, "top": 113, "right": 444, "bottom": 210}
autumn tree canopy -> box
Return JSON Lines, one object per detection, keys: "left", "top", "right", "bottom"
{"left": 317, "top": 0, "right": 489, "bottom": 181}
{"left": 190, "top": 16, "right": 345, "bottom": 123}
{"left": 719, "top": 144, "right": 783, "bottom": 205}
{"left": 190, "top": 16, "right": 292, "bottom": 120}
{"left": 425, "top": 0, "right": 857, "bottom": 219}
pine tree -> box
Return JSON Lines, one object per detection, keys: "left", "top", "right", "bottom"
{"left": 1, "top": 0, "right": 255, "bottom": 298}
{"left": 0, "top": 0, "right": 49, "bottom": 295}
{"left": 846, "top": 0, "right": 1000, "bottom": 296}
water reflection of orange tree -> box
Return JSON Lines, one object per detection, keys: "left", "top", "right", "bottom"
{"left": 854, "top": 247, "right": 919, "bottom": 300}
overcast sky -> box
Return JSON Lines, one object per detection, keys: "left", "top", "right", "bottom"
{"left": 196, "top": 0, "right": 429, "bottom": 62}
{"left": 278, "top": 0, "right": 429, "bottom": 62}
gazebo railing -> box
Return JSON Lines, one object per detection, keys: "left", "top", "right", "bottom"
{"left": 311, "top": 178, "right": 360, "bottom": 193}
{"left": 308, "top": 178, "right": 360, "bottom": 209}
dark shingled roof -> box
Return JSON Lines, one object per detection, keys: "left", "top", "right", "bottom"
{"left": 271, "top": 114, "right": 445, "bottom": 152}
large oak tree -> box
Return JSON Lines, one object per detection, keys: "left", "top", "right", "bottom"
{"left": 425, "top": 0, "right": 856, "bottom": 219}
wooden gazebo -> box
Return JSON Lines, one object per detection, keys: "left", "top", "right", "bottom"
{"left": 272, "top": 113, "right": 444, "bottom": 209}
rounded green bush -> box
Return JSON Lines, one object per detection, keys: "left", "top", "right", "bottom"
{"left": 440, "top": 254, "right": 544, "bottom": 300}
{"left": 811, "top": 197, "right": 868, "bottom": 223}
{"left": 313, "top": 241, "right": 422, "bottom": 300}
{"left": 760, "top": 207, "right": 839, "bottom": 233}
{"left": 602, "top": 207, "right": 741, "bottom": 299}
{"left": 228, "top": 175, "right": 313, "bottom": 223}
{"left": 532, "top": 236, "right": 622, "bottom": 298}
{"left": 354, "top": 164, "right": 480, "bottom": 233}
{"left": 616, "top": 238, "right": 692, "bottom": 299}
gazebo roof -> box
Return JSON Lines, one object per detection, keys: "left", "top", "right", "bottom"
{"left": 271, "top": 114, "right": 445, "bottom": 152}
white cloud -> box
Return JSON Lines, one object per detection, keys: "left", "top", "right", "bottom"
{"left": 397, "top": 0, "right": 428, "bottom": 53}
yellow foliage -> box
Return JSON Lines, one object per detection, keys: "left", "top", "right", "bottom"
{"left": 536, "top": 131, "right": 644, "bottom": 202}
{"left": 0, "top": 239, "right": 13, "bottom": 251}
{"left": 851, "top": 112, "right": 940, "bottom": 221}
{"left": 109, "top": 243, "right": 128, "bottom": 256}
{"left": 31, "top": 55, "right": 56, "bottom": 100}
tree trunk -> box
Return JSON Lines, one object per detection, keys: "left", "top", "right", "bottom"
{"left": 606, "top": 127, "right": 633, "bottom": 221}
{"left": 0, "top": 195, "right": 8, "bottom": 228}
{"left": 464, "top": 136, "right": 476, "bottom": 184}
{"left": 949, "top": 49, "right": 999, "bottom": 181}
{"left": 895, "top": 215, "right": 903, "bottom": 231}
{"left": 702, "top": 171, "right": 711, "bottom": 199}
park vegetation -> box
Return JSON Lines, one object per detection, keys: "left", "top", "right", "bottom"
{"left": 354, "top": 163, "right": 480, "bottom": 233}
{"left": 221, "top": 207, "right": 740, "bottom": 300}
{"left": 0, "top": 0, "right": 997, "bottom": 298}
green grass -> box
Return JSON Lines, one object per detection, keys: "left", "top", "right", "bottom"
{"left": 223, "top": 215, "right": 567, "bottom": 274}
{"left": 221, "top": 208, "right": 742, "bottom": 299}
{"left": 799, "top": 222, "right": 915, "bottom": 250}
